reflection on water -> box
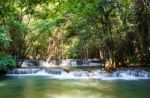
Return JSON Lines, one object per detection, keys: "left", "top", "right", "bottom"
{"left": 0, "top": 76, "right": 150, "bottom": 98}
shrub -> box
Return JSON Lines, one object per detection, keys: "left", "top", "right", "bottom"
{"left": 0, "top": 55, "right": 16, "bottom": 73}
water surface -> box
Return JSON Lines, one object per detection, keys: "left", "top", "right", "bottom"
{"left": 0, "top": 76, "right": 150, "bottom": 98}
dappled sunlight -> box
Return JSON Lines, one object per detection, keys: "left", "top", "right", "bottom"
{"left": 0, "top": 0, "right": 150, "bottom": 98}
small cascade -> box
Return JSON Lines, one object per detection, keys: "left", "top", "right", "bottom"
{"left": 111, "top": 70, "right": 150, "bottom": 78}
{"left": 104, "top": 69, "right": 150, "bottom": 80}
{"left": 6, "top": 68, "right": 150, "bottom": 79}
{"left": 7, "top": 68, "right": 65, "bottom": 76}
{"left": 20, "top": 59, "right": 104, "bottom": 67}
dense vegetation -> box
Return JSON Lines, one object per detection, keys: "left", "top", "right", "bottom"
{"left": 0, "top": 0, "right": 149, "bottom": 71}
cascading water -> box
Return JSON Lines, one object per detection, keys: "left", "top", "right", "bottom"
{"left": 6, "top": 68, "right": 150, "bottom": 80}
{"left": 7, "top": 68, "right": 65, "bottom": 76}
{"left": 20, "top": 59, "right": 104, "bottom": 67}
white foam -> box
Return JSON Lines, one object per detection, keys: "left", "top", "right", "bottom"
{"left": 6, "top": 68, "right": 150, "bottom": 80}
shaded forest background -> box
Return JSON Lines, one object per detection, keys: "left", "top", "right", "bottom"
{"left": 0, "top": 0, "right": 150, "bottom": 70}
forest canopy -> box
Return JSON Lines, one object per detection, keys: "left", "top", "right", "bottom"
{"left": 0, "top": 0, "right": 150, "bottom": 69}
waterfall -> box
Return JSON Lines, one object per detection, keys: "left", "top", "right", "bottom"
{"left": 20, "top": 59, "right": 104, "bottom": 67}
{"left": 7, "top": 68, "right": 150, "bottom": 80}
{"left": 7, "top": 68, "right": 66, "bottom": 76}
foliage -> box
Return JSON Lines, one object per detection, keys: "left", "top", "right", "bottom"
{"left": 0, "top": 33, "right": 11, "bottom": 46}
{"left": 0, "top": 55, "right": 16, "bottom": 73}
{"left": 0, "top": 0, "right": 149, "bottom": 69}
